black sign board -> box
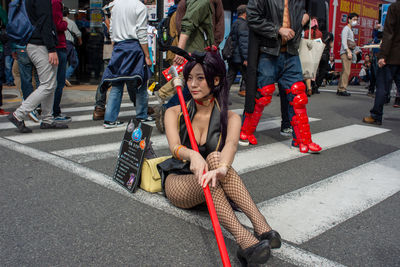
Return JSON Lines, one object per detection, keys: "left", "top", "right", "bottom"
{"left": 113, "top": 119, "right": 152, "bottom": 192}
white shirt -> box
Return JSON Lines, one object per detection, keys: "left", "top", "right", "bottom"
{"left": 64, "top": 17, "right": 82, "bottom": 43}
{"left": 110, "top": 0, "right": 148, "bottom": 44}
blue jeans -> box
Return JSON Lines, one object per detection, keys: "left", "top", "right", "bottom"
{"left": 257, "top": 53, "right": 304, "bottom": 139}
{"left": 17, "top": 48, "right": 40, "bottom": 100}
{"left": 5, "top": 55, "right": 14, "bottom": 84}
{"left": 53, "top": 48, "right": 67, "bottom": 116}
{"left": 104, "top": 79, "right": 149, "bottom": 122}
{"left": 65, "top": 41, "right": 79, "bottom": 80}
{"left": 370, "top": 64, "right": 400, "bottom": 121}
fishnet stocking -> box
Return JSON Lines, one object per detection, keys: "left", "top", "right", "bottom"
{"left": 164, "top": 152, "right": 271, "bottom": 249}
{"left": 206, "top": 152, "right": 272, "bottom": 236}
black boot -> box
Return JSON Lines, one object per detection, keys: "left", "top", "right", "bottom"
{"left": 255, "top": 230, "right": 282, "bottom": 249}
{"left": 236, "top": 240, "right": 271, "bottom": 267}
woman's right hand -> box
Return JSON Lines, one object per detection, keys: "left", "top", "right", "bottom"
{"left": 189, "top": 151, "right": 208, "bottom": 185}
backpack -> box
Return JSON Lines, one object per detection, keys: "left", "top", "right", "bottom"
{"left": 6, "top": 0, "right": 35, "bottom": 46}
{"left": 157, "top": 16, "right": 173, "bottom": 51}
{"left": 222, "top": 32, "right": 234, "bottom": 60}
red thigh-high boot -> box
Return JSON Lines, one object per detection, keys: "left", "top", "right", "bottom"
{"left": 287, "top": 82, "right": 322, "bottom": 153}
{"left": 240, "top": 84, "right": 275, "bottom": 145}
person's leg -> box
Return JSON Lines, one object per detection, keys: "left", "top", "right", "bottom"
{"left": 278, "top": 84, "right": 291, "bottom": 135}
{"left": 4, "top": 55, "right": 14, "bottom": 85}
{"left": 314, "top": 58, "right": 328, "bottom": 93}
{"left": 164, "top": 171, "right": 260, "bottom": 250}
{"left": 104, "top": 81, "right": 124, "bottom": 123}
{"left": 239, "top": 64, "right": 247, "bottom": 93}
{"left": 240, "top": 53, "right": 278, "bottom": 145}
{"left": 280, "top": 54, "right": 321, "bottom": 153}
{"left": 338, "top": 53, "right": 351, "bottom": 94}
{"left": 226, "top": 62, "right": 239, "bottom": 91}
{"left": 65, "top": 42, "right": 79, "bottom": 80}
{"left": 17, "top": 49, "right": 35, "bottom": 100}
{"left": 369, "top": 56, "right": 377, "bottom": 94}
{"left": 53, "top": 48, "right": 67, "bottom": 117}
{"left": 305, "top": 79, "right": 312, "bottom": 96}
{"left": 12, "top": 60, "right": 21, "bottom": 95}
{"left": 367, "top": 65, "right": 392, "bottom": 123}
{"left": 14, "top": 44, "right": 58, "bottom": 123}
{"left": 132, "top": 80, "right": 150, "bottom": 120}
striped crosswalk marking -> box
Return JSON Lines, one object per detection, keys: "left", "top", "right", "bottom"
{"left": 53, "top": 135, "right": 168, "bottom": 163}
{"left": 233, "top": 124, "right": 389, "bottom": 174}
{"left": 237, "top": 150, "right": 400, "bottom": 244}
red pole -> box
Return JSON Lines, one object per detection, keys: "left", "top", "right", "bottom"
{"left": 169, "top": 67, "right": 231, "bottom": 267}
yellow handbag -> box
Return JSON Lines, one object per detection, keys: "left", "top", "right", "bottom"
{"left": 140, "top": 156, "right": 172, "bottom": 193}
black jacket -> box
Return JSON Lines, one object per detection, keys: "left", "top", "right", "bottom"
{"left": 244, "top": 0, "right": 309, "bottom": 114}
{"left": 230, "top": 17, "right": 249, "bottom": 64}
{"left": 246, "top": 0, "right": 307, "bottom": 56}
{"left": 26, "top": 0, "right": 57, "bottom": 52}
{"left": 379, "top": 0, "right": 400, "bottom": 65}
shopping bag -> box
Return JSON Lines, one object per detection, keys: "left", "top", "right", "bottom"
{"left": 299, "top": 23, "right": 326, "bottom": 79}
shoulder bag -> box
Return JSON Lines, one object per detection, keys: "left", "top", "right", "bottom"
{"left": 298, "top": 22, "right": 326, "bottom": 79}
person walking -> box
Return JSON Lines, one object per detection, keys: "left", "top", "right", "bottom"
{"left": 64, "top": 6, "right": 82, "bottom": 87}
{"left": 337, "top": 12, "right": 359, "bottom": 96}
{"left": 51, "top": 0, "right": 71, "bottom": 124}
{"left": 101, "top": 0, "right": 153, "bottom": 128}
{"left": 7, "top": 0, "right": 68, "bottom": 133}
{"left": 241, "top": 0, "right": 321, "bottom": 154}
{"left": 363, "top": 0, "right": 400, "bottom": 125}
{"left": 226, "top": 5, "right": 248, "bottom": 98}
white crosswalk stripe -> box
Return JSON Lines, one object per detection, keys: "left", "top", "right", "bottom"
{"left": 233, "top": 124, "right": 389, "bottom": 174}
{"left": 237, "top": 150, "right": 400, "bottom": 244}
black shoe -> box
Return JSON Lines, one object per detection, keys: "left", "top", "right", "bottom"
{"left": 7, "top": 113, "right": 32, "bottom": 133}
{"left": 237, "top": 240, "right": 271, "bottom": 266}
{"left": 337, "top": 91, "right": 351, "bottom": 96}
{"left": 40, "top": 122, "right": 69, "bottom": 129}
{"left": 255, "top": 230, "right": 282, "bottom": 249}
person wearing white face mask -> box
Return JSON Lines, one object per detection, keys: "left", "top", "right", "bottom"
{"left": 337, "top": 12, "right": 359, "bottom": 96}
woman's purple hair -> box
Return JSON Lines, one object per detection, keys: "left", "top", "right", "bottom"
{"left": 183, "top": 50, "right": 229, "bottom": 150}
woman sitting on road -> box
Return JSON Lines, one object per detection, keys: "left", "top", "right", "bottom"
{"left": 162, "top": 49, "right": 281, "bottom": 265}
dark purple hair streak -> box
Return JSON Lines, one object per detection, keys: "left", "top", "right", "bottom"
{"left": 183, "top": 51, "right": 229, "bottom": 150}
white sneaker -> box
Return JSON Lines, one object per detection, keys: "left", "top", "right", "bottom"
{"left": 280, "top": 127, "right": 293, "bottom": 137}
{"left": 104, "top": 120, "right": 125, "bottom": 129}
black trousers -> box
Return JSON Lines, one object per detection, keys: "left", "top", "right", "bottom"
{"left": 226, "top": 61, "right": 247, "bottom": 92}
{"left": 370, "top": 64, "right": 400, "bottom": 121}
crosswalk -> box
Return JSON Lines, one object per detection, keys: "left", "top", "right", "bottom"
{"left": 0, "top": 100, "right": 398, "bottom": 267}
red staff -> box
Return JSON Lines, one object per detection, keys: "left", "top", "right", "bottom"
{"left": 169, "top": 66, "right": 231, "bottom": 267}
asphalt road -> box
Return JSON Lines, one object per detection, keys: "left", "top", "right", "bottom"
{"left": 1, "top": 85, "right": 399, "bottom": 267}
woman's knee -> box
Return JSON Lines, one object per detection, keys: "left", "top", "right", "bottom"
{"left": 206, "top": 151, "right": 221, "bottom": 170}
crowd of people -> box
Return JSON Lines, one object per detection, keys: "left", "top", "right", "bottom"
{"left": 1, "top": 0, "right": 399, "bottom": 264}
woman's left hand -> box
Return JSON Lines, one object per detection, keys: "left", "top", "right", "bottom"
{"left": 201, "top": 167, "right": 228, "bottom": 188}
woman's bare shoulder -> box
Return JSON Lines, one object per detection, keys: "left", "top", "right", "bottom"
{"left": 227, "top": 110, "right": 240, "bottom": 121}
{"left": 165, "top": 105, "right": 181, "bottom": 116}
